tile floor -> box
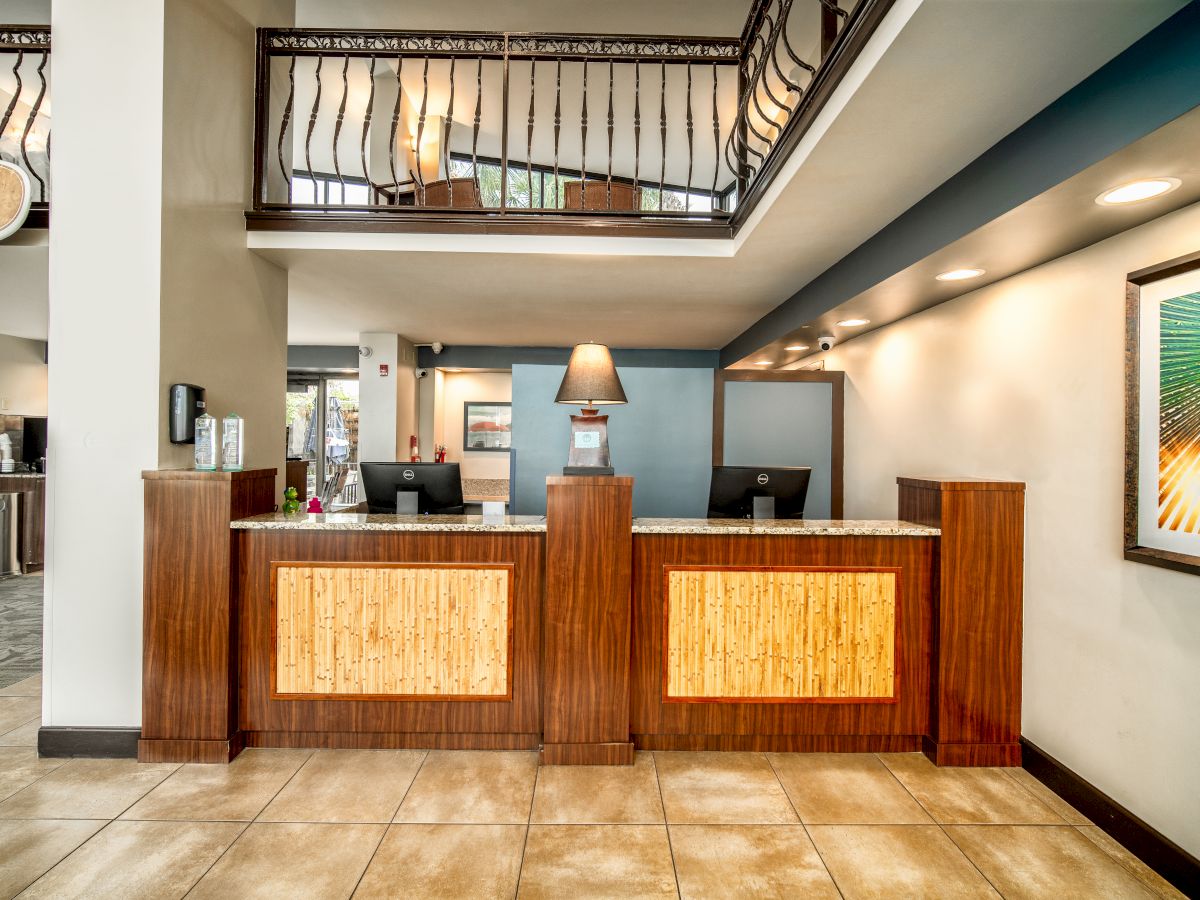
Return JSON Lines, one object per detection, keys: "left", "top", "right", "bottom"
{"left": 0, "top": 575, "right": 43, "bottom": 689}
{"left": 0, "top": 676, "right": 1185, "bottom": 900}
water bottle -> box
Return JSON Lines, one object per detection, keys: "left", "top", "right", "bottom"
{"left": 194, "top": 413, "right": 217, "bottom": 471}
{"left": 222, "top": 414, "right": 245, "bottom": 472}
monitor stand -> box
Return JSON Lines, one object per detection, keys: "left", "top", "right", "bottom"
{"left": 752, "top": 496, "right": 775, "bottom": 520}
{"left": 395, "top": 491, "right": 419, "bottom": 515}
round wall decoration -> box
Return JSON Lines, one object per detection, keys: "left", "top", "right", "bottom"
{"left": 0, "top": 161, "right": 33, "bottom": 242}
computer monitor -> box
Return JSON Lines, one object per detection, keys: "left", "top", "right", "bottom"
{"left": 707, "top": 465, "right": 811, "bottom": 520}
{"left": 21, "top": 417, "right": 47, "bottom": 468}
{"left": 359, "top": 462, "right": 465, "bottom": 514}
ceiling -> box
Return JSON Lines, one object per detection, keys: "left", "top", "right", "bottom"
{"left": 271, "top": 0, "right": 1190, "bottom": 349}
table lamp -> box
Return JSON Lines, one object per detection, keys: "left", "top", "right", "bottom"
{"left": 555, "top": 342, "right": 628, "bottom": 475}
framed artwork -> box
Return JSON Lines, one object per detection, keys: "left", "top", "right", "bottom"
{"left": 1125, "top": 251, "right": 1200, "bottom": 576}
{"left": 463, "top": 401, "right": 512, "bottom": 452}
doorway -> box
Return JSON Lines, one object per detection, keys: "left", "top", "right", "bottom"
{"left": 286, "top": 373, "right": 361, "bottom": 509}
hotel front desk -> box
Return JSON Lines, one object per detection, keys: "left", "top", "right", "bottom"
{"left": 139, "top": 471, "right": 1024, "bottom": 768}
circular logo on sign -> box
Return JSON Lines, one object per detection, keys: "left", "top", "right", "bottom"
{"left": 402, "top": 469, "right": 415, "bottom": 480}
{"left": 0, "top": 161, "right": 33, "bottom": 243}
{"left": 757, "top": 473, "right": 769, "bottom": 485}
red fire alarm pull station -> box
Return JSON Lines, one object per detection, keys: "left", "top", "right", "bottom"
{"left": 379, "top": 364, "right": 389, "bottom": 376}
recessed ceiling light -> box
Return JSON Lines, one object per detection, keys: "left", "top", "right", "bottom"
{"left": 785, "top": 344, "right": 809, "bottom": 352}
{"left": 1096, "top": 177, "right": 1180, "bottom": 206}
{"left": 754, "top": 360, "right": 772, "bottom": 366}
{"left": 936, "top": 268, "right": 985, "bottom": 282}
{"left": 835, "top": 318, "right": 870, "bottom": 327}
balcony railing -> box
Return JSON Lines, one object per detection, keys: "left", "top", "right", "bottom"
{"left": 239, "top": 0, "right": 891, "bottom": 236}
{"left": 1, "top": 26, "right": 51, "bottom": 228}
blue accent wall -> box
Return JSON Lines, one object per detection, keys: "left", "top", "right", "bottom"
{"left": 511, "top": 365, "right": 714, "bottom": 517}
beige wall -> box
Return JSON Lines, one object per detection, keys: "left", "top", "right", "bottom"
{"left": 0, "top": 334, "right": 48, "bottom": 416}
{"left": 824, "top": 199, "right": 1200, "bottom": 856}
{"left": 441, "top": 371, "right": 511, "bottom": 479}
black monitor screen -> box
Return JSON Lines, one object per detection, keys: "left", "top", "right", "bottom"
{"left": 359, "top": 461, "right": 465, "bottom": 514}
{"left": 707, "top": 465, "right": 811, "bottom": 520}
{"left": 21, "top": 417, "right": 47, "bottom": 466}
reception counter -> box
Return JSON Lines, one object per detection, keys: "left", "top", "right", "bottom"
{"left": 140, "top": 470, "right": 1023, "bottom": 768}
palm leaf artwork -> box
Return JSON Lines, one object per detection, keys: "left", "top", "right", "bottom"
{"left": 1158, "top": 291, "right": 1200, "bottom": 533}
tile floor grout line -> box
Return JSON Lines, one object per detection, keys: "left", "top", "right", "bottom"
{"left": 651, "top": 751, "right": 683, "bottom": 899}
{"left": 178, "top": 820, "right": 254, "bottom": 900}
{"left": 873, "top": 752, "right": 1008, "bottom": 898}
{"left": 249, "top": 747, "right": 318, "bottom": 824}
{"left": 387, "top": 747, "right": 431, "bottom": 825}
{"left": 14, "top": 816, "right": 122, "bottom": 897}
{"left": 345, "top": 747, "right": 432, "bottom": 898}
{"left": 1069, "top": 823, "right": 1181, "bottom": 898}
{"left": 763, "top": 751, "right": 847, "bottom": 900}
{"left": 512, "top": 755, "right": 539, "bottom": 900}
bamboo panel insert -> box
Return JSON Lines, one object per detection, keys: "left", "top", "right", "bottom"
{"left": 665, "top": 568, "right": 896, "bottom": 700}
{"left": 274, "top": 564, "right": 510, "bottom": 698}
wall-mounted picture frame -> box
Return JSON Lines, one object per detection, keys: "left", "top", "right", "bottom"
{"left": 1125, "top": 250, "right": 1200, "bottom": 576}
{"left": 464, "top": 401, "right": 512, "bottom": 452}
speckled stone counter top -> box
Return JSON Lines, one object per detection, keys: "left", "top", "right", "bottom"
{"left": 0, "top": 472, "right": 45, "bottom": 479}
{"left": 231, "top": 512, "right": 546, "bottom": 532}
{"left": 631, "top": 518, "right": 940, "bottom": 536}
{"left": 462, "top": 478, "right": 510, "bottom": 502}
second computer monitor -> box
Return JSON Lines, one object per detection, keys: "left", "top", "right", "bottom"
{"left": 707, "top": 465, "right": 811, "bottom": 520}
{"left": 359, "top": 461, "right": 465, "bottom": 514}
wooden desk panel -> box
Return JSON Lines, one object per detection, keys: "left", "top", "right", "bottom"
{"left": 631, "top": 533, "right": 935, "bottom": 752}
{"left": 238, "top": 529, "right": 543, "bottom": 749}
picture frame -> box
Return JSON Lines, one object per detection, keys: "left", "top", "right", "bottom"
{"left": 463, "top": 401, "right": 512, "bottom": 452}
{"left": 1124, "top": 250, "right": 1200, "bottom": 576}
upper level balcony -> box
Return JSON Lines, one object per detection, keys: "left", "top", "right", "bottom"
{"left": 247, "top": 0, "right": 889, "bottom": 238}
{"left": 0, "top": 26, "right": 50, "bottom": 230}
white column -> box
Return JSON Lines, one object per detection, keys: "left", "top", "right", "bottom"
{"left": 358, "top": 332, "right": 418, "bottom": 463}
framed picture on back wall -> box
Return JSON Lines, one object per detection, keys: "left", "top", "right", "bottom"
{"left": 464, "top": 402, "right": 512, "bottom": 452}
{"left": 1125, "top": 251, "right": 1200, "bottom": 576}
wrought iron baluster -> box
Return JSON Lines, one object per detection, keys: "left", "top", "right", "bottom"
{"left": 527, "top": 60, "right": 535, "bottom": 209}
{"left": 606, "top": 60, "right": 614, "bottom": 210}
{"left": 446, "top": 57, "right": 456, "bottom": 205}
{"left": 769, "top": 0, "right": 805, "bottom": 96}
{"left": 658, "top": 61, "right": 666, "bottom": 211}
{"left": 415, "top": 56, "right": 429, "bottom": 201}
{"left": 580, "top": 60, "right": 588, "bottom": 204}
{"left": 711, "top": 62, "right": 720, "bottom": 205}
{"left": 20, "top": 51, "right": 48, "bottom": 201}
{"left": 754, "top": 11, "right": 792, "bottom": 120}
{"left": 472, "top": 56, "right": 483, "bottom": 193}
{"left": 333, "top": 56, "right": 349, "bottom": 197}
{"left": 633, "top": 60, "right": 641, "bottom": 202}
{"left": 684, "top": 62, "right": 693, "bottom": 212}
{"left": 779, "top": 0, "right": 817, "bottom": 78}
{"left": 389, "top": 55, "right": 403, "bottom": 199}
{"left": 552, "top": 60, "right": 562, "bottom": 208}
{"left": 360, "top": 56, "right": 376, "bottom": 203}
{"left": 305, "top": 56, "right": 323, "bottom": 204}
{"left": 0, "top": 50, "right": 23, "bottom": 147}
{"left": 277, "top": 56, "right": 294, "bottom": 204}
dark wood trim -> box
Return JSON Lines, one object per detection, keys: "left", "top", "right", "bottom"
{"left": 634, "top": 733, "right": 922, "bottom": 752}
{"left": 267, "top": 560, "right": 516, "bottom": 703}
{"left": 1124, "top": 253, "right": 1200, "bottom": 577}
{"left": 923, "top": 735, "right": 1021, "bottom": 767}
{"left": 20, "top": 206, "right": 48, "bottom": 230}
{"left": 39, "top": 727, "right": 140, "bottom": 759}
{"left": 712, "top": 369, "right": 845, "bottom": 518}
{"left": 252, "top": 27, "right": 271, "bottom": 210}
{"left": 1021, "top": 737, "right": 1200, "bottom": 896}
{"left": 138, "top": 734, "right": 245, "bottom": 765}
{"left": 245, "top": 210, "right": 733, "bottom": 239}
{"left": 661, "top": 564, "right": 901, "bottom": 704}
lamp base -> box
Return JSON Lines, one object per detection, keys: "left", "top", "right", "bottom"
{"left": 563, "top": 465, "right": 615, "bottom": 476}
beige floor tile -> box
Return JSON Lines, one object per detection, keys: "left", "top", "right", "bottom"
{"left": 0, "top": 758, "right": 179, "bottom": 819}
{"left": 946, "top": 825, "right": 1158, "bottom": 899}
{"left": 0, "top": 717, "right": 40, "bottom": 747}
{"left": 394, "top": 751, "right": 537, "bottom": 824}
{"left": 670, "top": 824, "right": 840, "bottom": 899}
{"left": 21, "top": 819, "right": 246, "bottom": 900}
{"left": 0, "top": 674, "right": 41, "bottom": 697}
{"left": 0, "top": 696, "right": 39, "bottom": 733}
{"left": 768, "top": 753, "right": 932, "bottom": 824}
{"left": 0, "top": 818, "right": 106, "bottom": 898}
{"left": 1076, "top": 826, "right": 1187, "bottom": 899}
{"left": 999, "top": 766, "right": 1090, "bottom": 825}
{"left": 518, "top": 824, "right": 677, "bottom": 899}
{"left": 0, "top": 746, "right": 66, "bottom": 802}
{"left": 354, "top": 824, "right": 526, "bottom": 899}
{"left": 654, "top": 751, "right": 798, "bottom": 825}
{"left": 531, "top": 751, "right": 664, "bottom": 824}
{"left": 808, "top": 824, "right": 999, "bottom": 899}
{"left": 189, "top": 822, "right": 385, "bottom": 899}
{"left": 878, "top": 752, "right": 1064, "bottom": 824}
{"left": 259, "top": 749, "right": 426, "bottom": 824}
{"left": 121, "top": 748, "right": 311, "bottom": 821}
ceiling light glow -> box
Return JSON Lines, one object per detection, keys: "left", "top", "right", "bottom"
{"left": 1096, "top": 177, "right": 1180, "bottom": 206}
{"left": 754, "top": 360, "right": 772, "bottom": 366}
{"left": 785, "top": 344, "right": 809, "bottom": 352}
{"left": 936, "top": 268, "right": 985, "bottom": 282}
{"left": 836, "top": 318, "right": 870, "bottom": 327}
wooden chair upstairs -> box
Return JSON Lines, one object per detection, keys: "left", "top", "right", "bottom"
{"left": 419, "top": 177, "right": 484, "bottom": 208}
{"left": 562, "top": 180, "right": 642, "bottom": 211}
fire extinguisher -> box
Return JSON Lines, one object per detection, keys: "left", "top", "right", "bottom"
{"left": 409, "top": 435, "right": 420, "bottom": 462}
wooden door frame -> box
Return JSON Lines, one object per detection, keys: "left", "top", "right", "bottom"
{"left": 712, "top": 369, "right": 845, "bottom": 518}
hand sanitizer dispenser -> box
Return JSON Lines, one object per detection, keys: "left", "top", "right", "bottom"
{"left": 169, "top": 384, "right": 207, "bottom": 444}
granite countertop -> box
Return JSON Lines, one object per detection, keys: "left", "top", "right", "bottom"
{"left": 0, "top": 472, "right": 45, "bottom": 479}
{"left": 631, "top": 518, "right": 940, "bottom": 536}
{"left": 462, "top": 478, "right": 510, "bottom": 502}
{"left": 232, "top": 512, "right": 546, "bottom": 532}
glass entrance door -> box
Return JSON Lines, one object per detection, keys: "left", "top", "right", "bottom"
{"left": 286, "top": 374, "right": 360, "bottom": 508}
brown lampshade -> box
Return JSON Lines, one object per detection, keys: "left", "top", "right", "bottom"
{"left": 555, "top": 342, "right": 628, "bottom": 406}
